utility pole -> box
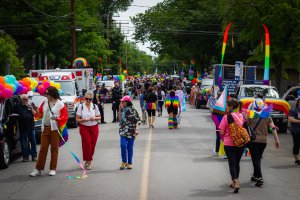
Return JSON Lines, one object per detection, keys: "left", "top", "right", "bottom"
{"left": 71, "top": 0, "right": 76, "bottom": 66}
{"left": 106, "top": 13, "right": 110, "bottom": 65}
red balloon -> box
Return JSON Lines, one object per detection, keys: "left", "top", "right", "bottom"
{"left": 2, "top": 88, "right": 12, "bottom": 98}
{"left": 21, "top": 87, "right": 29, "bottom": 94}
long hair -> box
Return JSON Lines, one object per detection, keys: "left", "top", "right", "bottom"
{"left": 46, "top": 86, "right": 60, "bottom": 100}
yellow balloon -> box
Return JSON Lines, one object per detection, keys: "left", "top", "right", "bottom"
{"left": 56, "top": 83, "right": 61, "bottom": 89}
{"left": 50, "top": 81, "right": 55, "bottom": 87}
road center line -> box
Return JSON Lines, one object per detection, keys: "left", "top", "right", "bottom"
{"left": 140, "top": 128, "right": 153, "bottom": 200}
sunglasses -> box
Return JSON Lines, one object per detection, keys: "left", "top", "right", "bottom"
{"left": 85, "top": 98, "right": 93, "bottom": 101}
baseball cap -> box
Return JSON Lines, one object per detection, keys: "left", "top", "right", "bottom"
{"left": 120, "top": 95, "right": 132, "bottom": 102}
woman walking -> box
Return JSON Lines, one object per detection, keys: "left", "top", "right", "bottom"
{"left": 157, "top": 87, "right": 165, "bottom": 117}
{"left": 144, "top": 87, "right": 158, "bottom": 128}
{"left": 247, "top": 98, "right": 280, "bottom": 187}
{"left": 219, "top": 98, "right": 245, "bottom": 193}
{"left": 119, "top": 96, "right": 140, "bottom": 170}
{"left": 76, "top": 91, "right": 101, "bottom": 170}
{"left": 288, "top": 99, "right": 300, "bottom": 165}
{"left": 30, "top": 86, "right": 68, "bottom": 177}
{"left": 165, "top": 91, "right": 181, "bottom": 129}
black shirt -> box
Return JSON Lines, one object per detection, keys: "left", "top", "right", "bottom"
{"left": 14, "top": 104, "right": 34, "bottom": 131}
{"left": 289, "top": 108, "right": 300, "bottom": 133}
{"left": 112, "top": 87, "right": 123, "bottom": 101}
{"left": 145, "top": 92, "right": 157, "bottom": 103}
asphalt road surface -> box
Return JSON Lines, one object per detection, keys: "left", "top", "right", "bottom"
{"left": 0, "top": 101, "right": 299, "bottom": 200}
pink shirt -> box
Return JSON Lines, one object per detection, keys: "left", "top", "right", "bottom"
{"left": 219, "top": 113, "right": 245, "bottom": 146}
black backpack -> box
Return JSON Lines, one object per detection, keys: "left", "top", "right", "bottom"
{"left": 157, "top": 91, "right": 163, "bottom": 101}
{"left": 92, "top": 89, "right": 98, "bottom": 104}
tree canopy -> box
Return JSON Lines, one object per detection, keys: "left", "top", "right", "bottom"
{"left": 133, "top": 0, "right": 300, "bottom": 88}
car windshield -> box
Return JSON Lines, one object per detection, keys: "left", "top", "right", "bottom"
{"left": 58, "top": 81, "right": 76, "bottom": 96}
{"left": 31, "top": 95, "right": 46, "bottom": 107}
{"left": 240, "top": 87, "right": 280, "bottom": 98}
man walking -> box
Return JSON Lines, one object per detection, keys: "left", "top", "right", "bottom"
{"left": 111, "top": 82, "right": 123, "bottom": 123}
{"left": 14, "top": 94, "right": 37, "bottom": 162}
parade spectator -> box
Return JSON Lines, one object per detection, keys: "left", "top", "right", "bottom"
{"left": 111, "top": 82, "right": 123, "bottom": 123}
{"left": 93, "top": 85, "right": 105, "bottom": 124}
{"left": 14, "top": 94, "right": 37, "bottom": 162}
{"left": 140, "top": 90, "right": 147, "bottom": 124}
{"left": 165, "top": 90, "right": 181, "bottom": 129}
{"left": 99, "top": 84, "right": 108, "bottom": 124}
{"left": 144, "top": 87, "right": 158, "bottom": 128}
{"left": 288, "top": 99, "right": 300, "bottom": 165}
{"left": 119, "top": 96, "right": 140, "bottom": 170}
{"left": 157, "top": 87, "right": 165, "bottom": 117}
{"left": 76, "top": 91, "right": 101, "bottom": 170}
{"left": 30, "top": 86, "right": 68, "bottom": 177}
{"left": 219, "top": 98, "right": 245, "bottom": 193}
{"left": 248, "top": 98, "right": 280, "bottom": 187}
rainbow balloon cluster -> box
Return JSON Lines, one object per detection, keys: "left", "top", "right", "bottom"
{"left": 0, "top": 75, "right": 62, "bottom": 99}
{"left": 33, "top": 78, "right": 62, "bottom": 96}
{"left": 113, "top": 75, "right": 125, "bottom": 82}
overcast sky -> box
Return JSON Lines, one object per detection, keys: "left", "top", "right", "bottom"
{"left": 113, "top": 0, "right": 163, "bottom": 56}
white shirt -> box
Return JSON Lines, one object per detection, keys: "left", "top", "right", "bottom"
{"left": 76, "top": 103, "right": 100, "bottom": 126}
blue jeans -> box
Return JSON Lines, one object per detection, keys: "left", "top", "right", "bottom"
{"left": 20, "top": 130, "right": 37, "bottom": 159}
{"left": 120, "top": 136, "right": 135, "bottom": 164}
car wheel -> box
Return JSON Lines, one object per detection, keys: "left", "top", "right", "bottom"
{"left": 0, "top": 138, "right": 10, "bottom": 169}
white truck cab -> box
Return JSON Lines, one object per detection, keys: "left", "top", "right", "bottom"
{"left": 30, "top": 68, "right": 95, "bottom": 128}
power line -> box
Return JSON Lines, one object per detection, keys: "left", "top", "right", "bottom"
{"left": 22, "top": 0, "right": 71, "bottom": 18}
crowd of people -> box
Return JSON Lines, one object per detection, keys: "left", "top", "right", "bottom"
{"left": 11, "top": 75, "right": 300, "bottom": 196}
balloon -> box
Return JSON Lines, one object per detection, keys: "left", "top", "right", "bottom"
{"left": 58, "top": 89, "right": 62, "bottom": 95}
{"left": 11, "top": 84, "right": 16, "bottom": 92}
{"left": 22, "top": 78, "right": 31, "bottom": 87}
{"left": 0, "top": 76, "right": 5, "bottom": 85}
{"left": 38, "top": 85, "right": 44, "bottom": 92}
{"left": 16, "top": 84, "right": 23, "bottom": 94}
{"left": 0, "top": 83, "right": 4, "bottom": 91}
{"left": 4, "top": 84, "right": 13, "bottom": 91}
{"left": 2, "top": 88, "right": 12, "bottom": 98}
{"left": 43, "top": 82, "right": 50, "bottom": 88}
{"left": 30, "top": 78, "right": 38, "bottom": 88}
{"left": 50, "top": 81, "right": 55, "bottom": 87}
{"left": 21, "top": 87, "right": 29, "bottom": 94}
{"left": 56, "top": 83, "right": 61, "bottom": 89}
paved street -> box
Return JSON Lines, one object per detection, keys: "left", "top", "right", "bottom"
{"left": 0, "top": 101, "right": 299, "bottom": 200}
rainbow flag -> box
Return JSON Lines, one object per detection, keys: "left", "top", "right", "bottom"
{"left": 145, "top": 102, "right": 157, "bottom": 110}
{"left": 262, "top": 24, "right": 270, "bottom": 83}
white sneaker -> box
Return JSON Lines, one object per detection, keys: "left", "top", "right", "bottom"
{"left": 49, "top": 170, "right": 56, "bottom": 176}
{"left": 30, "top": 169, "right": 41, "bottom": 177}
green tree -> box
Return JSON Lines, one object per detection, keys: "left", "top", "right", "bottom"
{"left": 0, "top": 34, "right": 26, "bottom": 79}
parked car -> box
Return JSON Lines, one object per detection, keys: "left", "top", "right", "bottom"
{"left": 236, "top": 84, "right": 288, "bottom": 133}
{"left": 282, "top": 85, "right": 300, "bottom": 110}
{"left": 0, "top": 96, "right": 21, "bottom": 169}
{"left": 30, "top": 93, "right": 46, "bottom": 144}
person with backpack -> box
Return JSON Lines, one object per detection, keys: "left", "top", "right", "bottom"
{"left": 219, "top": 98, "right": 246, "bottom": 193}
{"left": 165, "top": 90, "right": 181, "bottom": 129}
{"left": 157, "top": 87, "right": 165, "bottom": 117}
{"left": 247, "top": 98, "right": 280, "bottom": 187}
{"left": 76, "top": 91, "right": 101, "bottom": 170}
{"left": 111, "top": 82, "right": 123, "bottom": 123}
{"left": 119, "top": 96, "right": 140, "bottom": 170}
{"left": 144, "top": 87, "right": 158, "bottom": 128}
{"left": 93, "top": 85, "right": 106, "bottom": 124}
{"left": 140, "top": 90, "right": 147, "bottom": 124}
